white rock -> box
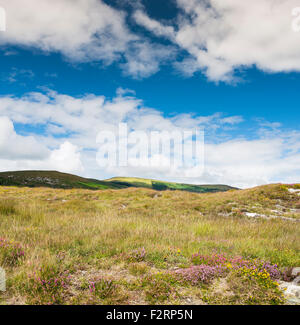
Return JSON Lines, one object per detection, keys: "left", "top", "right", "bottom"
{"left": 245, "top": 212, "right": 259, "bottom": 218}
{"left": 0, "top": 267, "right": 5, "bottom": 292}
{"left": 292, "top": 267, "right": 300, "bottom": 277}
{"left": 288, "top": 188, "right": 300, "bottom": 195}
{"left": 244, "top": 212, "right": 299, "bottom": 222}
{"left": 279, "top": 280, "right": 300, "bottom": 305}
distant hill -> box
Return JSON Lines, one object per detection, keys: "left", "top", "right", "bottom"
{"left": 105, "top": 176, "right": 236, "bottom": 193}
{"left": 0, "top": 171, "right": 236, "bottom": 193}
{"left": 0, "top": 170, "right": 125, "bottom": 190}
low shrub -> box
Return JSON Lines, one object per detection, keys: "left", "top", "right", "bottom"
{"left": 141, "top": 273, "right": 178, "bottom": 304}
{"left": 0, "top": 238, "right": 25, "bottom": 267}
{"left": 89, "top": 278, "right": 116, "bottom": 299}
{"left": 191, "top": 253, "right": 282, "bottom": 280}
{"left": 25, "top": 265, "right": 70, "bottom": 305}
{"left": 126, "top": 247, "right": 146, "bottom": 263}
{"left": 230, "top": 267, "right": 285, "bottom": 305}
{"left": 174, "top": 265, "right": 224, "bottom": 285}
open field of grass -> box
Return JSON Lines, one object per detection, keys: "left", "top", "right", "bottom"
{"left": 0, "top": 183, "right": 299, "bottom": 305}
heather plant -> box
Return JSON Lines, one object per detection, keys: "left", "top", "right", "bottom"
{"left": 89, "top": 277, "right": 116, "bottom": 299}
{"left": 0, "top": 183, "right": 299, "bottom": 305}
{"left": 127, "top": 247, "right": 146, "bottom": 263}
{"left": 25, "top": 265, "right": 70, "bottom": 305}
{"left": 192, "top": 253, "right": 228, "bottom": 267}
{"left": 0, "top": 238, "right": 25, "bottom": 267}
{"left": 174, "top": 264, "right": 225, "bottom": 285}
{"left": 163, "top": 247, "right": 189, "bottom": 266}
{"left": 201, "top": 269, "right": 285, "bottom": 305}
{"left": 191, "top": 253, "right": 283, "bottom": 281}
{"left": 141, "top": 273, "right": 178, "bottom": 304}
{"left": 255, "top": 261, "right": 281, "bottom": 280}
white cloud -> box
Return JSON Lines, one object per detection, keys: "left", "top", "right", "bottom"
{"left": 5, "top": 68, "right": 34, "bottom": 83}
{"left": 0, "top": 116, "right": 49, "bottom": 160}
{"left": 0, "top": 90, "right": 299, "bottom": 187}
{"left": 0, "top": 0, "right": 132, "bottom": 62}
{"left": 133, "top": 9, "right": 175, "bottom": 39}
{"left": 0, "top": 116, "right": 83, "bottom": 174}
{"left": 122, "top": 42, "right": 176, "bottom": 78}
{"left": 134, "top": 0, "right": 300, "bottom": 82}
{"left": 49, "top": 141, "right": 83, "bottom": 173}
{"left": 2, "top": 0, "right": 300, "bottom": 81}
{"left": 0, "top": 0, "right": 174, "bottom": 78}
{"left": 204, "top": 138, "right": 300, "bottom": 188}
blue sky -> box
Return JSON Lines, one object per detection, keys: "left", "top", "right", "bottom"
{"left": 0, "top": 0, "right": 300, "bottom": 187}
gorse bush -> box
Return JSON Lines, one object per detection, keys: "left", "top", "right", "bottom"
{"left": 0, "top": 238, "right": 25, "bottom": 267}
{"left": 175, "top": 253, "right": 286, "bottom": 304}
{"left": 237, "top": 266, "right": 278, "bottom": 288}
{"left": 230, "top": 267, "right": 285, "bottom": 305}
{"left": 191, "top": 253, "right": 283, "bottom": 280}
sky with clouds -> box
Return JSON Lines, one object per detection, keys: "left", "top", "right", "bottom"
{"left": 0, "top": 0, "right": 300, "bottom": 188}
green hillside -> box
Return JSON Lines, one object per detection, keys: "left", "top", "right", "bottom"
{"left": 0, "top": 171, "right": 125, "bottom": 190}
{"left": 105, "top": 176, "right": 236, "bottom": 193}
{"left": 0, "top": 171, "right": 236, "bottom": 193}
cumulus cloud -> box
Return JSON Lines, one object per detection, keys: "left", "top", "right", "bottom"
{"left": 122, "top": 42, "right": 176, "bottom": 78}
{"left": 0, "top": 116, "right": 83, "bottom": 174}
{"left": 204, "top": 137, "right": 300, "bottom": 188}
{"left": 0, "top": 0, "right": 132, "bottom": 61}
{"left": 101, "top": 135, "right": 300, "bottom": 188}
{"left": 0, "top": 89, "right": 235, "bottom": 148}
{"left": 0, "top": 0, "right": 175, "bottom": 78}
{"left": 0, "top": 116, "right": 49, "bottom": 160}
{"left": 134, "top": 0, "right": 300, "bottom": 81}
{"left": 2, "top": 0, "right": 300, "bottom": 81}
{"left": 0, "top": 89, "right": 299, "bottom": 187}
{"left": 49, "top": 141, "right": 83, "bottom": 173}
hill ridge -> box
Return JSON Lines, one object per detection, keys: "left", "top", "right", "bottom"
{"left": 0, "top": 170, "right": 236, "bottom": 193}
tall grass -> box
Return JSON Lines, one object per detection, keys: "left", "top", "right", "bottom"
{"left": 0, "top": 199, "right": 16, "bottom": 216}
{"left": 0, "top": 184, "right": 299, "bottom": 305}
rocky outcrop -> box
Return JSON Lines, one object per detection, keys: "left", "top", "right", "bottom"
{"left": 279, "top": 267, "right": 300, "bottom": 305}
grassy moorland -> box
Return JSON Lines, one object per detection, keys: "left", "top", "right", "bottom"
{"left": 0, "top": 183, "right": 299, "bottom": 305}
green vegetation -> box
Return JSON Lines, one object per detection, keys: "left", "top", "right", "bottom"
{"left": 0, "top": 171, "right": 235, "bottom": 193}
{"left": 0, "top": 170, "right": 125, "bottom": 190}
{"left": 0, "top": 183, "right": 299, "bottom": 305}
{"left": 106, "top": 176, "right": 235, "bottom": 193}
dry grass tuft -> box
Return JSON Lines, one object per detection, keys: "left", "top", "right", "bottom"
{"left": 0, "top": 184, "right": 299, "bottom": 305}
